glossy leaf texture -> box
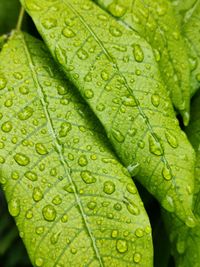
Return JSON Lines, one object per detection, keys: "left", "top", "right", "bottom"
{"left": 21, "top": 0, "right": 196, "bottom": 225}
{"left": 95, "top": 0, "right": 191, "bottom": 124}
{"left": 0, "top": 31, "right": 153, "bottom": 267}
{"left": 182, "top": 1, "right": 200, "bottom": 96}
{"left": 163, "top": 93, "right": 200, "bottom": 267}
{"left": 0, "top": 0, "right": 20, "bottom": 35}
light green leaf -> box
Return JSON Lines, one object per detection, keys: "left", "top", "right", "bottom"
{"left": 0, "top": 31, "right": 153, "bottom": 267}
{"left": 0, "top": 0, "right": 20, "bottom": 35}
{"left": 182, "top": 1, "right": 200, "bottom": 96}
{"left": 21, "top": 0, "right": 196, "bottom": 224}
{"left": 163, "top": 93, "right": 200, "bottom": 267}
{"left": 95, "top": 0, "right": 191, "bottom": 123}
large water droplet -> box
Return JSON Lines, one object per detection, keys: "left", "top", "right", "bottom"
{"left": 42, "top": 204, "right": 56, "bottom": 221}
{"left": 122, "top": 95, "right": 137, "bottom": 107}
{"left": 84, "top": 89, "right": 94, "bottom": 99}
{"left": 116, "top": 239, "right": 128, "bottom": 253}
{"left": 33, "top": 187, "right": 43, "bottom": 202}
{"left": 8, "top": 199, "right": 20, "bottom": 217}
{"left": 133, "top": 44, "right": 144, "bottom": 62}
{"left": 81, "top": 171, "right": 96, "bottom": 184}
{"left": 135, "top": 228, "right": 144, "bottom": 237}
{"left": 162, "top": 165, "right": 172, "bottom": 180}
{"left": 103, "top": 181, "right": 115, "bottom": 194}
{"left": 126, "top": 183, "right": 137, "bottom": 194}
{"left": 14, "top": 153, "right": 30, "bottom": 166}
{"left": 35, "top": 143, "right": 48, "bottom": 155}
{"left": 165, "top": 131, "right": 178, "bottom": 148}
{"left": 148, "top": 135, "right": 163, "bottom": 156}
{"left": 151, "top": 94, "right": 160, "bottom": 107}
{"left": 18, "top": 107, "right": 33, "bottom": 120}
{"left": 1, "top": 121, "right": 12, "bottom": 133}
{"left": 59, "top": 122, "right": 72, "bottom": 137}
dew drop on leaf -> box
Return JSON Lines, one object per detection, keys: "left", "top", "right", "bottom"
{"left": 111, "top": 129, "right": 125, "bottom": 143}
{"left": 77, "top": 48, "right": 88, "bottom": 60}
{"left": 133, "top": 252, "right": 141, "bottom": 263}
{"left": 33, "top": 187, "right": 44, "bottom": 202}
{"left": 0, "top": 156, "right": 5, "bottom": 164}
{"left": 103, "top": 181, "right": 115, "bottom": 195}
{"left": 35, "top": 257, "right": 44, "bottom": 267}
{"left": 62, "top": 27, "right": 76, "bottom": 38}
{"left": 61, "top": 214, "right": 68, "bottom": 223}
{"left": 14, "top": 153, "right": 30, "bottom": 166}
{"left": 8, "top": 198, "right": 20, "bottom": 217}
{"left": 42, "top": 18, "right": 57, "bottom": 29}
{"left": 148, "top": 135, "right": 163, "bottom": 156}
{"left": 18, "top": 107, "right": 34, "bottom": 120}
{"left": 132, "top": 44, "right": 144, "bottom": 62}
{"left": 84, "top": 89, "right": 94, "bottom": 99}
{"left": 151, "top": 94, "right": 160, "bottom": 107}
{"left": 81, "top": 171, "right": 96, "bottom": 184}
{"left": 1, "top": 121, "right": 12, "bottom": 132}
{"left": 87, "top": 201, "right": 97, "bottom": 210}
{"left": 108, "top": 2, "right": 127, "bottom": 17}
{"left": 0, "top": 76, "right": 7, "bottom": 90}
{"left": 111, "top": 229, "right": 118, "bottom": 238}
{"left": 59, "top": 122, "right": 72, "bottom": 137}
{"left": 116, "top": 239, "right": 128, "bottom": 253}
{"left": 78, "top": 155, "right": 88, "bottom": 167}
{"left": 35, "top": 143, "right": 48, "bottom": 155}
{"left": 135, "top": 228, "right": 144, "bottom": 237}
{"left": 162, "top": 165, "right": 172, "bottom": 181}
{"left": 42, "top": 204, "right": 57, "bottom": 222}
{"left": 165, "top": 131, "right": 178, "bottom": 148}
{"left": 25, "top": 171, "right": 38, "bottom": 181}
{"left": 126, "top": 183, "right": 137, "bottom": 194}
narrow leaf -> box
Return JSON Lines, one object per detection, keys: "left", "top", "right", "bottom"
{"left": 21, "top": 0, "right": 196, "bottom": 224}
{"left": 0, "top": 31, "right": 153, "bottom": 267}
{"left": 163, "top": 93, "right": 200, "bottom": 267}
{"left": 95, "top": 0, "right": 191, "bottom": 123}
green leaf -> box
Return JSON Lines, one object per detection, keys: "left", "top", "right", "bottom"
{"left": 95, "top": 0, "right": 191, "bottom": 123}
{"left": 182, "top": 1, "right": 200, "bottom": 96}
{"left": 0, "top": 0, "right": 20, "bottom": 35}
{"left": 0, "top": 31, "right": 153, "bottom": 267}
{"left": 21, "top": 0, "right": 196, "bottom": 225}
{"left": 163, "top": 93, "right": 200, "bottom": 267}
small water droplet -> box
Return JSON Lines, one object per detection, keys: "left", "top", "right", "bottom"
{"left": 84, "top": 89, "right": 94, "bottom": 99}
{"left": 26, "top": 209, "right": 33, "bottom": 219}
{"left": 35, "top": 257, "right": 44, "bottom": 267}
{"left": 0, "top": 76, "right": 7, "bottom": 90}
{"left": 116, "top": 239, "right": 128, "bottom": 253}
{"left": 165, "top": 131, "right": 178, "bottom": 148}
{"left": 133, "top": 252, "right": 141, "bottom": 263}
{"left": 126, "top": 183, "right": 137, "bottom": 194}
{"left": 108, "top": 2, "right": 127, "bottom": 17}
{"left": 59, "top": 122, "right": 72, "bottom": 137}
{"left": 0, "top": 156, "right": 5, "bottom": 164}
{"left": 36, "top": 226, "right": 44, "bottom": 235}
{"left": 96, "top": 103, "right": 105, "bottom": 111}
{"left": 101, "top": 70, "right": 109, "bottom": 81}
{"left": 162, "top": 165, "right": 172, "bottom": 180}
{"left": 111, "top": 229, "right": 118, "bottom": 238}
{"left": 111, "top": 129, "right": 125, "bottom": 143}
{"left": 1, "top": 121, "right": 12, "bottom": 132}
{"left": 42, "top": 204, "right": 56, "bottom": 222}
{"left": 33, "top": 187, "right": 43, "bottom": 202}
{"left": 52, "top": 195, "right": 62, "bottom": 205}
{"left": 77, "top": 48, "right": 88, "bottom": 60}
{"left": 151, "top": 94, "right": 160, "bottom": 107}
{"left": 61, "top": 214, "right": 68, "bottom": 223}
{"left": 162, "top": 195, "right": 175, "bottom": 212}
{"left": 14, "top": 153, "right": 30, "bottom": 166}
{"left": 35, "top": 143, "right": 48, "bottom": 155}
{"left": 87, "top": 201, "right": 97, "bottom": 210}
{"left": 109, "top": 26, "right": 122, "bottom": 37}
{"left": 81, "top": 171, "right": 96, "bottom": 184}
{"left": 18, "top": 107, "right": 34, "bottom": 120}
{"left": 78, "top": 155, "right": 88, "bottom": 167}
{"left": 135, "top": 228, "right": 144, "bottom": 237}
{"left": 103, "top": 181, "right": 115, "bottom": 194}
{"left": 114, "top": 202, "right": 122, "bottom": 211}
{"left": 8, "top": 199, "right": 20, "bottom": 217}
{"left": 19, "top": 86, "right": 29, "bottom": 95}
{"left": 50, "top": 231, "right": 61, "bottom": 244}
{"left": 42, "top": 18, "right": 57, "bottom": 29}
{"left": 122, "top": 95, "right": 137, "bottom": 107}
{"left": 186, "top": 216, "right": 196, "bottom": 228}
{"left": 148, "top": 135, "right": 163, "bottom": 156}
{"left": 25, "top": 171, "right": 38, "bottom": 181}
{"left": 62, "top": 27, "right": 76, "bottom": 38}
{"left": 132, "top": 44, "right": 144, "bottom": 62}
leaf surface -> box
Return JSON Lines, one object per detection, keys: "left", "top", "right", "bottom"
{"left": 95, "top": 0, "right": 191, "bottom": 123}
{"left": 0, "top": 31, "right": 153, "bottom": 267}
{"left": 163, "top": 93, "right": 200, "bottom": 266}
{"left": 21, "top": 0, "right": 196, "bottom": 224}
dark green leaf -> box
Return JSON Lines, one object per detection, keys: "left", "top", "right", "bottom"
{"left": 21, "top": 0, "right": 196, "bottom": 224}
{"left": 0, "top": 31, "right": 153, "bottom": 267}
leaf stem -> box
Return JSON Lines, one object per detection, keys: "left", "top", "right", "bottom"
{"left": 16, "top": 6, "right": 25, "bottom": 31}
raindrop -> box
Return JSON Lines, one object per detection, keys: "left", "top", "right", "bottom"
{"left": 18, "top": 107, "right": 34, "bottom": 120}
{"left": 78, "top": 155, "right": 88, "bottom": 167}
{"left": 126, "top": 183, "right": 137, "bottom": 194}
{"left": 0, "top": 76, "right": 7, "bottom": 90}
{"left": 148, "top": 135, "right": 163, "bottom": 156}
{"left": 61, "top": 214, "right": 68, "bottom": 223}
{"left": 151, "top": 94, "right": 160, "bottom": 107}
{"left": 42, "top": 18, "right": 57, "bottom": 29}
{"left": 162, "top": 165, "right": 172, "bottom": 180}
{"left": 132, "top": 44, "right": 144, "bottom": 62}
{"left": 33, "top": 187, "right": 43, "bottom": 202}
{"left": 81, "top": 171, "right": 96, "bottom": 184}
{"left": 42, "top": 204, "right": 57, "bottom": 221}
{"left": 165, "top": 131, "right": 178, "bottom": 148}
{"left": 1, "top": 121, "right": 12, "bottom": 133}
{"left": 59, "top": 122, "right": 72, "bottom": 137}
{"left": 111, "top": 129, "right": 125, "bottom": 143}
{"left": 62, "top": 27, "right": 76, "bottom": 38}
{"left": 77, "top": 48, "right": 88, "bottom": 60}
{"left": 133, "top": 252, "right": 141, "bottom": 263}
{"left": 52, "top": 195, "right": 62, "bottom": 205}
{"left": 14, "top": 153, "right": 30, "bottom": 166}
{"left": 8, "top": 199, "right": 20, "bottom": 217}
{"left": 25, "top": 171, "right": 38, "bottom": 181}
{"left": 35, "top": 143, "right": 48, "bottom": 155}
{"left": 103, "top": 181, "right": 115, "bottom": 195}
{"left": 87, "top": 201, "right": 97, "bottom": 210}
{"left": 35, "top": 257, "right": 44, "bottom": 267}
{"left": 116, "top": 239, "right": 128, "bottom": 253}
{"left": 84, "top": 89, "right": 94, "bottom": 99}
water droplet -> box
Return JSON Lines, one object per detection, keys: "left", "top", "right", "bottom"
{"left": 126, "top": 183, "right": 137, "bottom": 194}
{"left": 0, "top": 156, "right": 5, "bottom": 164}
{"left": 59, "top": 122, "right": 72, "bottom": 137}
{"left": 62, "top": 27, "right": 76, "bottom": 38}
{"left": 26, "top": 209, "right": 33, "bottom": 219}
{"left": 153, "top": 49, "right": 161, "bottom": 62}
{"left": 165, "top": 131, "right": 178, "bottom": 148}
{"left": 84, "top": 89, "right": 94, "bottom": 99}
{"left": 186, "top": 216, "right": 196, "bottom": 228}
{"left": 55, "top": 47, "right": 67, "bottom": 65}
{"left": 0, "top": 76, "right": 7, "bottom": 90}
{"left": 108, "top": 2, "right": 127, "bottom": 17}
{"left": 1, "top": 121, "right": 12, "bottom": 132}
{"left": 11, "top": 171, "right": 19, "bottom": 180}
{"left": 42, "top": 204, "right": 56, "bottom": 222}
{"left": 61, "top": 214, "right": 68, "bottom": 223}
{"left": 103, "top": 181, "right": 115, "bottom": 194}
{"left": 135, "top": 228, "right": 144, "bottom": 237}
{"left": 162, "top": 195, "right": 175, "bottom": 212}
{"left": 77, "top": 48, "right": 88, "bottom": 60}
{"left": 35, "top": 257, "right": 44, "bottom": 267}
{"left": 133, "top": 44, "right": 144, "bottom": 62}
{"left": 126, "top": 199, "right": 140, "bottom": 215}
{"left": 96, "top": 103, "right": 105, "bottom": 111}
{"left": 14, "top": 153, "right": 30, "bottom": 166}
{"left": 8, "top": 199, "right": 20, "bottom": 217}
{"left": 151, "top": 94, "right": 160, "bottom": 107}
{"left": 25, "top": 171, "right": 38, "bottom": 181}
{"left": 87, "top": 201, "right": 97, "bottom": 210}
{"left": 101, "top": 71, "right": 109, "bottom": 81}
{"left": 78, "top": 155, "right": 88, "bottom": 167}
{"left": 19, "top": 86, "right": 29, "bottom": 95}
{"left": 116, "top": 239, "right": 128, "bottom": 253}
{"left": 50, "top": 231, "right": 61, "bottom": 244}
{"left": 133, "top": 252, "right": 141, "bottom": 263}
{"left": 114, "top": 202, "right": 122, "bottom": 211}
{"left": 111, "top": 129, "right": 125, "bottom": 143}
{"left": 33, "top": 187, "right": 43, "bottom": 202}
{"left": 52, "top": 195, "right": 62, "bottom": 205}
{"left": 162, "top": 165, "right": 172, "bottom": 180}
{"left": 13, "top": 72, "right": 23, "bottom": 80}
{"left": 148, "top": 135, "right": 163, "bottom": 156}
{"left": 35, "top": 143, "right": 48, "bottom": 155}
{"left": 122, "top": 95, "right": 137, "bottom": 107}
{"left": 109, "top": 26, "right": 122, "bottom": 37}
{"left": 18, "top": 107, "right": 33, "bottom": 120}
{"left": 81, "top": 171, "right": 96, "bottom": 184}
{"left": 36, "top": 226, "right": 44, "bottom": 235}
{"left": 42, "top": 18, "right": 57, "bottom": 29}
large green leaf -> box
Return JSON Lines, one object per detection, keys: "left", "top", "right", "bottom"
{"left": 163, "top": 93, "right": 200, "bottom": 267}
{"left": 21, "top": 0, "right": 196, "bottom": 225}
{"left": 0, "top": 31, "right": 153, "bottom": 267}
{"left": 95, "top": 0, "right": 191, "bottom": 123}
{"left": 0, "top": 0, "right": 20, "bottom": 35}
{"left": 182, "top": 1, "right": 200, "bottom": 96}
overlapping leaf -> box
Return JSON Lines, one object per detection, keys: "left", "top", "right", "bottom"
{"left": 163, "top": 93, "right": 200, "bottom": 267}
{"left": 21, "top": 0, "right": 196, "bottom": 224}
{"left": 0, "top": 31, "right": 153, "bottom": 267}
{"left": 95, "top": 0, "right": 191, "bottom": 123}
